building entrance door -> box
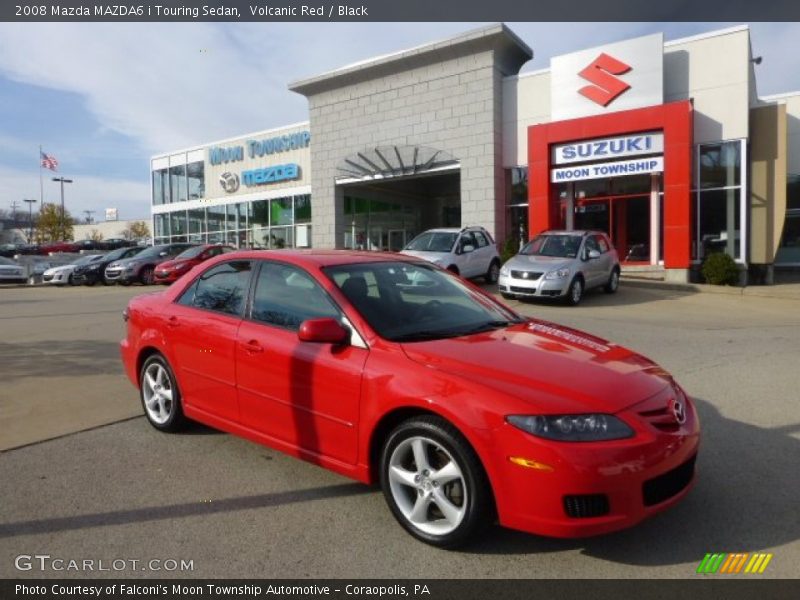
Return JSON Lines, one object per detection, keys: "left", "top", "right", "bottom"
{"left": 574, "top": 194, "right": 651, "bottom": 263}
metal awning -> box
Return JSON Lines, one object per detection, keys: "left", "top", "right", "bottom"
{"left": 335, "top": 145, "right": 458, "bottom": 182}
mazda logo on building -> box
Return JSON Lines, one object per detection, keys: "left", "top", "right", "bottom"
{"left": 577, "top": 53, "right": 632, "bottom": 107}
{"left": 219, "top": 171, "right": 240, "bottom": 194}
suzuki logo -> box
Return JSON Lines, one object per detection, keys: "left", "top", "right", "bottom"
{"left": 578, "top": 53, "right": 632, "bottom": 107}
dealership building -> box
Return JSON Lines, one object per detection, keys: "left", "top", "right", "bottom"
{"left": 151, "top": 23, "right": 800, "bottom": 283}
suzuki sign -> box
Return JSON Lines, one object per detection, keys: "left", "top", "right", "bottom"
{"left": 551, "top": 33, "right": 663, "bottom": 121}
{"left": 552, "top": 132, "right": 664, "bottom": 165}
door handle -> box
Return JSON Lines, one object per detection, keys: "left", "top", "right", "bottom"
{"left": 166, "top": 316, "right": 180, "bottom": 328}
{"left": 242, "top": 340, "right": 263, "bottom": 354}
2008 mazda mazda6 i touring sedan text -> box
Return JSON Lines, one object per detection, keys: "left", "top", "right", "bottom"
{"left": 120, "top": 250, "right": 700, "bottom": 547}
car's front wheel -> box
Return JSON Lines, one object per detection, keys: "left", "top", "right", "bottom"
{"left": 140, "top": 266, "right": 155, "bottom": 285}
{"left": 380, "top": 416, "right": 492, "bottom": 548}
{"left": 566, "top": 276, "right": 584, "bottom": 306}
{"left": 139, "top": 354, "right": 186, "bottom": 432}
{"left": 604, "top": 267, "right": 620, "bottom": 294}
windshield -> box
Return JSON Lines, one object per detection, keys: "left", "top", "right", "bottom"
{"left": 404, "top": 232, "right": 457, "bottom": 253}
{"left": 73, "top": 254, "right": 105, "bottom": 266}
{"left": 520, "top": 235, "right": 582, "bottom": 259}
{"left": 325, "top": 261, "right": 523, "bottom": 342}
{"left": 0, "top": 257, "right": 18, "bottom": 266}
{"left": 174, "top": 245, "right": 207, "bottom": 260}
{"left": 106, "top": 246, "right": 142, "bottom": 261}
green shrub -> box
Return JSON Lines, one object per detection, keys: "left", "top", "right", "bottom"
{"left": 501, "top": 236, "right": 520, "bottom": 263}
{"left": 701, "top": 252, "right": 739, "bottom": 286}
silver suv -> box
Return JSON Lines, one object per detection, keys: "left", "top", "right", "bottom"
{"left": 498, "top": 230, "right": 620, "bottom": 306}
{"left": 400, "top": 226, "right": 502, "bottom": 283}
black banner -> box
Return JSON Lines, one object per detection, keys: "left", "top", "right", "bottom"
{"left": 3, "top": 580, "right": 800, "bottom": 600}
{"left": 3, "top": 0, "right": 800, "bottom": 22}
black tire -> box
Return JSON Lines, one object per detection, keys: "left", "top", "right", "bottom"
{"left": 604, "top": 267, "right": 620, "bottom": 294}
{"left": 101, "top": 274, "right": 113, "bottom": 286}
{"left": 67, "top": 273, "right": 75, "bottom": 286}
{"left": 485, "top": 260, "right": 501, "bottom": 284}
{"left": 119, "top": 280, "right": 131, "bottom": 286}
{"left": 446, "top": 265, "right": 459, "bottom": 275}
{"left": 139, "top": 354, "right": 187, "bottom": 432}
{"left": 140, "top": 266, "right": 155, "bottom": 285}
{"left": 379, "top": 415, "right": 492, "bottom": 548}
{"left": 565, "top": 276, "right": 584, "bottom": 306}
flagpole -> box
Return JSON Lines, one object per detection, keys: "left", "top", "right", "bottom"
{"left": 39, "top": 145, "right": 44, "bottom": 212}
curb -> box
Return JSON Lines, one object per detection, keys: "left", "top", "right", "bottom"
{"left": 620, "top": 277, "right": 800, "bottom": 301}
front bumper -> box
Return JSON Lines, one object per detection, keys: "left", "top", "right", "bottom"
{"left": 488, "top": 393, "right": 701, "bottom": 538}
{"left": 43, "top": 271, "right": 71, "bottom": 285}
{"left": 498, "top": 273, "right": 568, "bottom": 298}
{"left": 72, "top": 270, "right": 101, "bottom": 285}
{"left": 105, "top": 267, "right": 137, "bottom": 283}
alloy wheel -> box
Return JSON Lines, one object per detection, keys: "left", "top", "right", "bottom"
{"left": 142, "top": 362, "right": 174, "bottom": 425}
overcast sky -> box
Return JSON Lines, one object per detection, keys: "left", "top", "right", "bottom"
{"left": 1, "top": 21, "right": 798, "bottom": 222}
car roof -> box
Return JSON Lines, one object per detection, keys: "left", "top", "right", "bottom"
{"left": 213, "top": 249, "right": 423, "bottom": 268}
{"left": 540, "top": 230, "right": 604, "bottom": 237}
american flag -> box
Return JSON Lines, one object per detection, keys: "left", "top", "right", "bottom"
{"left": 40, "top": 151, "right": 58, "bottom": 171}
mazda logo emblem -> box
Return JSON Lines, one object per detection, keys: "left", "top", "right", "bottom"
{"left": 671, "top": 398, "right": 686, "bottom": 425}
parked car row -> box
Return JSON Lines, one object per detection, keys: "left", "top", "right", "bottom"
{"left": 0, "top": 238, "right": 138, "bottom": 258}
{"left": 400, "top": 227, "right": 621, "bottom": 306}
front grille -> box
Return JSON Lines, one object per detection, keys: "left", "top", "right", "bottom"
{"left": 511, "top": 270, "right": 543, "bottom": 280}
{"left": 42, "top": 274, "right": 54, "bottom": 281}
{"left": 563, "top": 494, "right": 610, "bottom": 518}
{"left": 643, "top": 454, "right": 696, "bottom": 506}
{"left": 638, "top": 390, "right": 685, "bottom": 433}
{"left": 509, "top": 286, "right": 537, "bottom": 294}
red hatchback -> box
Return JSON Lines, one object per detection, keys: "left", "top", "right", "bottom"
{"left": 120, "top": 250, "right": 700, "bottom": 547}
{"left": 153, "top": 244, "right": 234, "bottom": 284}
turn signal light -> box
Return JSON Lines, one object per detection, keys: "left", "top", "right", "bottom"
{"left": 508, "top": 456, "right": 554, "bottom": 472}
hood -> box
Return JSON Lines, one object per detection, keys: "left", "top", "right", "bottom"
{"left": 157, "top": 258, "right": 189, "bottom": 271}
{"left": 505, "top": 254, "right": 574, "bottom": 272}
{"left": 401, "top": 319, "right": 672, "bottom": 414}
{"left": 44, "top": 265, "right": 76, "bottom": 276}
{"left": 400, "top": 250, "right": 451, "bottom": 264}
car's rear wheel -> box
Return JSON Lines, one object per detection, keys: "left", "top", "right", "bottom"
{"left": 140, "top": 266, "right": 155, "bottom": 285}
{"left": 604, "top": 267, "right": 620, "bottom": 294}
{"left": 140, "top": 354, "right": 186, "bottom": 432}
{"left": 485, "top": 260, "right": 500, "bottom": 284}
{"left": 566, "top": 276, "right": 584, "bottom": 306}
{"left": 380, "top": 416, "right": 492, "bottom": 548}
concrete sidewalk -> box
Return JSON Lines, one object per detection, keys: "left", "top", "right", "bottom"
{"left": 621, "top": 276, "right": 800, "bottom": 301}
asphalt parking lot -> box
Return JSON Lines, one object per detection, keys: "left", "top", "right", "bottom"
{"left": 0, "top": 282, "right": 798, "bottom": 578}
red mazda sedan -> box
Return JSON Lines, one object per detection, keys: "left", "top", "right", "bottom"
{"left": 153, "top": 244, "right": 234, "bottom": 284}
{"left": 120, "top": 250, "right": 700, "bottom": 547}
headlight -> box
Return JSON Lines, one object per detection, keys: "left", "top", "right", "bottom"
{"left": 545, "top": 268, "right": 570, "bottom": 280}
{"left": 500, "top": 265, "right": 510, "bottom": 276}
{"left": 174, "top": 262, "right": 190, "bottom": 271}
{"left": 506, "top": 414, "right": 634, "bottom": 442}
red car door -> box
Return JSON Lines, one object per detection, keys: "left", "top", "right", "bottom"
{"left": 236, "top": 261, "right": 367, "bottom": 465}
{"left": 167, "top": 259, "right": 253, "bottom": 423}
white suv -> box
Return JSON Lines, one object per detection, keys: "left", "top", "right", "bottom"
{"left": 400, "top": 226, "right": 502, "bottom": 283}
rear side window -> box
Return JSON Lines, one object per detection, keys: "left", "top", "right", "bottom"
{"left": 178, "top": 260, "right": 252, "bottom": 316}
{"left": 474, "top": 232, "right": 488, "bottom": 248}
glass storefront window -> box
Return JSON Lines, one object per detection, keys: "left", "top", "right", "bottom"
{"left": 152, "top": 169, "right": 169, "bottom": 206}
{"left": 271, "top": 198, "right": 293, "bottom": 226}
{"left": 155, "top": 214, "right": 169, "bottom": 239}
{"left": 207, "top": 205, "right": 225, "bottom": 236}
{"left": 698, "top": 188, "right": 740, "bottom": 259}
{"left": 169, "top": 164, "right": 187, "bottom": 204}
{"left": 508, "top": 167, "right": 528, "bottom": 204}
{"left": 295, "top": 194, "right": 312, "bottom": 223}
{"left": 699, "top": 142, "right": 741, "bottom": 189}
{"left": 188, "top": 208, "right": 205, "bottom": 237}
{"left": 776, "top": 175, "right": 800, "bottom": 264}
{"left": 170, "top": 210, "right": 187, "bottom": 242}
{"left": 694, "top": 140, "right": 744, "bottom": 261}
{"left": 269, "top": 226, "right": 293, "bottom": 249}
{"left": 187, "top": 161, "right": 204, "bottom": 200}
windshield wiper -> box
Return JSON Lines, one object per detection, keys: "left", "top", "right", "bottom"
{"left": 392, "top": 321, "right": 515, "bottom": 342}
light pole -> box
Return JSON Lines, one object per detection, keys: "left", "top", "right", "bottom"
{"left": 52, "top": 177, "right": 73, "bottom": 240}
{"left": 23, "top": 198, "right": 37, "bottom": 242}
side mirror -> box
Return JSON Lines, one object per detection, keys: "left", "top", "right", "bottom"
{"left": 298, "top": 318, "right": 350, "bottom": 345}
{"left": 587, "top": 249, "right": 601, "bottom": 260}
{"left": 461, "top": 244, "right": 475, "bottom": 254}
